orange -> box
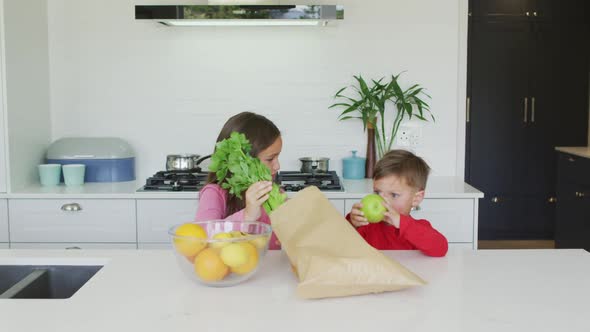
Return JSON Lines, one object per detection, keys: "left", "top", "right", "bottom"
{"left": 174, "top": 223, "right": 207, "bottom": 257}
{"left": 230, "top": 242, "right": 259, "bottom": 275}
{"left": 194, "top": 248, "right": 229, "bottom": 282}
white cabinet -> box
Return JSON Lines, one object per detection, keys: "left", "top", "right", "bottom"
{"left": 329, "top": 199, "right": 345, "bottom": 214}
{"left": 9, "top": 243, "right": 137, "bottom": 249}
{"left": 8, "top": 199, "right": 136, "bottom": 243}
{"left": 345, "top": 198, "right": 477, "bottom": 247}
{"left": 0, "top": 199, "right": 7, "bottom": 243}
{"left": 137, "top": 199, "right": 198, "bottom": 244}
{"left": 138, "top": 243, "right": 170, "bottom": 250}
{"left": 411, "top": 199, "right": 474, "bottom": 244}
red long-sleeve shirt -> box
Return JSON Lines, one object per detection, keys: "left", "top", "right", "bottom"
{"left": 346, "top": 214, "right": 448, "bottom": 257}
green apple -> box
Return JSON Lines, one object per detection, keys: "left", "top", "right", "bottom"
{"left": 360, "top": 194, "right": 387, "bottom": 223}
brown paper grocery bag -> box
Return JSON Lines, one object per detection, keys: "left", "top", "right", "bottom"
{"left": 270, "top": 186, "right": 426, "bottom": 299}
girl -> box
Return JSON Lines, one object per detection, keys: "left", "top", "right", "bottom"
{"left": 195, "top": 112, "right": 283, "bottom": 249}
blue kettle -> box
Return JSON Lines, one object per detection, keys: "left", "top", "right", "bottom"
{"left": 342, "top": 150, "right": 366, "bottom": 179}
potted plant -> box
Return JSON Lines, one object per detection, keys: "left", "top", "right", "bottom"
{"left": 329, "top": 73, "right": 433, "bottom": 177}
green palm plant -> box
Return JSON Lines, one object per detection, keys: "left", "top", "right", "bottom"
{"left": 330, "top": 73, "right": 434, "bottom": 159}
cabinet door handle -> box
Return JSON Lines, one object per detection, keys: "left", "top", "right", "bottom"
{"left": 567, "top": 156, "right": 576, "bottom": 162}
{"left": 66, "top": 246, "right": 81, "bottom": 250}
{"left": 531, "top": 97, "right": 535, "bottom": 123}
{"left": 491, "top": 196, "right": 502, "bottom": 203}
{"left": 575, "top": 192, "right": 586, "bottom": 198}
{"left": 548, "top": 197, "right": 557, "bottom": 203}
{"left": 525, "top": 11, "right": 531, "bottom": 16}
{"left": 533, "top": 11, "right": 538, "bottom": 17}
{"left": 61, "top": 203, "right": 82, "bottom": 212}
{"left": 523, "top": 97, "right": 528, "bottom": 123}
{"left": 466, "top": 97, "right": 471, "bottom": 123}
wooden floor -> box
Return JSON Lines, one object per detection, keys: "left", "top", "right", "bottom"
{"left": 478, "top": 240, "right": 555, "bottom": 249}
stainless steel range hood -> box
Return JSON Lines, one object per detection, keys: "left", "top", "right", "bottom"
{"left": 135, "top": 5, "right": 343, "bottom": 26}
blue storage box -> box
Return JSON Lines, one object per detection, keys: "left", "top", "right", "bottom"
{"left": 46, "top": 137, "right": 135, "bottom": 183}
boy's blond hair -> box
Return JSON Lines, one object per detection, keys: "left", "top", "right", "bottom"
{"left": 373, "top": 150, "right": 431, "bottom": 190}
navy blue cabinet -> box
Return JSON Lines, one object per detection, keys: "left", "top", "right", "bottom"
{"left": 466, "top": 0, "right": 589, "bottom": 240}
{"left": 555, "top": 153, "right": 590, "bottom": 251}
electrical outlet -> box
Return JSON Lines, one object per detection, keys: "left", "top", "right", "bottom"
{"left": 409, "top": 127, "right": 422, "bottom": 147}
{"left": 397, "top": 128, "right": 410, "bottom": 147}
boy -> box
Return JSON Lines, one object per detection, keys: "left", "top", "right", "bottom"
{"left": 347, "top": 149, "right": 448, "bottom": 257}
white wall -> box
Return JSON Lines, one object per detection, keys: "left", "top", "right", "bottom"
{"left": 0, "top": 1, "right": 8, "bottom": 192}
{"left": 3, "top": 0, "right": 52, "bottom": 191}
{"left": 47, "top": 0, "right": 468, "bottom": 183}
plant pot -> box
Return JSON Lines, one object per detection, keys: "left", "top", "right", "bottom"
{"left": 366, "top": 124, "right": 376, "bottom": 178}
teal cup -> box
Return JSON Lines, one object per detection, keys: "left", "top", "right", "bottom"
{"left": 62, "top": 164, "right": 86, "bottom": 186}
{"left": 38, "top": 164, "right": 62, "bottom": 186}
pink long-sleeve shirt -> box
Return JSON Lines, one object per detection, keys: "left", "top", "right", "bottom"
{"left": 195, "top": 183, "right": 281, "bottom": 250}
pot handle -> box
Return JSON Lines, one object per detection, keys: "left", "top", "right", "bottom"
{"left": 195, "top": 154, "right": 211, "bottom": 165}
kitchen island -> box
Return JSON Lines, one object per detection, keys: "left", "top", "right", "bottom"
{"left": 0, "top": 248, "right": 588, "bottom": 332}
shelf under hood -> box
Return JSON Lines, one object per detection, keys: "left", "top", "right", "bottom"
{"left": 135, "top": 5, "right": 343, "bottom": 26}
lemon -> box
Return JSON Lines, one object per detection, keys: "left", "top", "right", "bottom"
{"left": 231, "top": 242, "right": 259, "bottom": 275}
{"left": 250, "top": 235, "right": 269, "bottom": 250}
{"left": 194, "top": 248, "right": 229, "bottom": 282}
{"left": 174, "top": 223, "right": 207, "bottom": 257}
{"left": 209, "top": 232, "right": 233, "bottom": 250}
{"left": 230, "top": 231, "right": 246, "bottom": 237}
{"left": 219, "top": 243, "right": 249, "bottom": 268}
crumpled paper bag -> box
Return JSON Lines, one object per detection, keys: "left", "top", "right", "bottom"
{"left": 270, "top": 186, "right": 426, "bottom": 299}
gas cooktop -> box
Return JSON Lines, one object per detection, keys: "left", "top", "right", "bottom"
{"left": 138, "top": 170, "right": 344, "bottom": 192}
{"left": 139, "top": 170, "right": 209, "bottom": 192}
{"left": 274, "top": 171, "right": 344, "bottom": 192}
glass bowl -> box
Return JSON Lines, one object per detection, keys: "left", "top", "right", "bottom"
{"left": 168, "top": 220, "right": 272, "bottom": 287}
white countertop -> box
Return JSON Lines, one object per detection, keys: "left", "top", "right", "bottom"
{"left": 1, "top": 176, "right": 483, "bottom": 199}
{"left": 556, "top": 146, "right": 590, "bottom": 159}
{"left": 0, "top": 248, "right": 588, "bottom": 332}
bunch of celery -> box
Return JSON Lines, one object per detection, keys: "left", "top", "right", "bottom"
{"left": 208, "top": 132, "right": 286, "bottom": 214}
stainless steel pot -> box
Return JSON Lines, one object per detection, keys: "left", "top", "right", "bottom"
{"left": 299, "top": 157, "right": 330, "bottom": 174}
{"left": 166, "top": 154, "right": 211, "bottom": 171}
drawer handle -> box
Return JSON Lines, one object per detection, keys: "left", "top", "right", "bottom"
{"left": 66, "top": 246, "right": 81, "bottom": 250}
{"left": 61, "top": 203, "right": 82, "bottom": 212}
{"left": 575, "top": 192, "right": 586, "bottom": 198}
{"left": 547, "top": 197, "right": 557, "bottom": 204}
{"left": 491, "top": 196, "right": 502, "bottom": 203}
{"left": 568, "top": 157, "right": 576, "bottom": 162}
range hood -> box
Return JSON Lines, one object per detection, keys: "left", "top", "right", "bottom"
{"left": 135, "top": 5, "right": 343, "bottom": 26}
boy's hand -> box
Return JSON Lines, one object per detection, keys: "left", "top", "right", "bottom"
{"left": 382, "top": 201, "right": 401, "bottom": 228}
{"left": 349, "top": 203, "right": 369, "bottom": 227}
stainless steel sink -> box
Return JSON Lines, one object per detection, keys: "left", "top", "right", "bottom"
{"left": 0, "top": 265, "right": 102, "bottom": 299}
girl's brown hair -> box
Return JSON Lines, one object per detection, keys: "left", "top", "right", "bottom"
{"left": 373, "top": 149, "right": 430, "bottom": 190}
{"left": 207, "top": 112, "right": 281, "bottom": 215}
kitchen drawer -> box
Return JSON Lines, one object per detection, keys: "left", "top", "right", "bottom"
{"left": 346, "top": 198, "right": 475, "bottom": 243}
{"left": 137, "top": 199, "right": 198, "bottom": 243}
{"left": 0, "top": 199, "right": 8, "bottom": 242}
{"left": 9, "top": 243, "right": 137, "bottom": 250}
{"left": 558, "top": 153, "right": 590, "bottom": 185}
{"left": 9, "top": 199, "right": 136, "bottom": 243}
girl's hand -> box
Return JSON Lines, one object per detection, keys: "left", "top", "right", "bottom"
{"left": 382, "top": 201, "right": 401, "bottom": 228}
{"left": 244, "top": 181, "right": 273, "bottom": 221}
{"left": 349, "top": 203, "right": 369, "bottom": 227}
